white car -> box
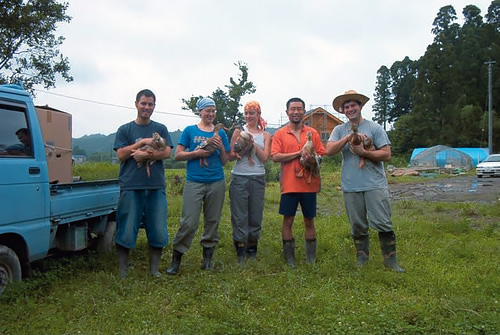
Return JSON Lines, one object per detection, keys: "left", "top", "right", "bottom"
{"left": 476, "top": 154, "right": 500, "bottom": 178}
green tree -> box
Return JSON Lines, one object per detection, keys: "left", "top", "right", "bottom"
{"left": 372, "top": 65, "right": 392, "bottom": 130}
{"left": 413, "top": 5, "right": 461, "bottom": 145}
{"left": 389, "top": 56, "right": 417, "bottom": 123}
{"left": 388, "top": 2, "right": 500, "bottom": 154}
{"left": 0, "top": 0, "right": 73, "bottom": 93}
{"left": 72, "top": 144, "right": 86, "bottom": 156}
{"left": 181, "top": 61, "right": 256, "bottom": 129}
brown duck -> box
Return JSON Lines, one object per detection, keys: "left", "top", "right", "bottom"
{"left": 137, "top": 132, "right": 167, "bottom": 177}
{"left": 195, "top": 123, "right": 227, "bottom": 167}
{"left": 233, "top": 127, "right": 255, "bottom": 165}
{"left": 297, "top": 131, "right": 321, "bottom": 183}
{"left": 350, "top": 123, "right": 374, "bottom": 168}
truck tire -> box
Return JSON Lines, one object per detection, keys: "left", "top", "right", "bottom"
{"left": 0, "top": 245, "right": 22, "bottom": 295}
{"left": 96, "top": 220, "right": 116, "bottom": 253}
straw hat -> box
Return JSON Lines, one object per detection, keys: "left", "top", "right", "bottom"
{"left": 332, "top": 90, "right": 370, "bottom": 113}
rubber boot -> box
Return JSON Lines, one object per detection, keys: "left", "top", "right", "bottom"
{"left": 166, "top": 249, "right": 183, "bottom": 275}
{"left": 246, "top": 241, "right": 258, "bottom": 261}
{"left": 234, "top": 241, "right": 246, "bottom": 265}
{"left": 201, "top": 247, "right": 215, "bottom": 270}
{"left": 379, "top": 231, "right": 405, "bottom": 273}
{"left": 282, "top": 238, "right": 295, "bottom": 268}
{"left": 305, "top": 238, "right": 317, "bottom": 264}
{"left": 353, "top": 235, "right": 370, "bottom": 267}
{"left": 149, "top": 246, "right": 163, "bottom": 277}
{"left": 116, "top": 244, "right": 129, "bottom": 279}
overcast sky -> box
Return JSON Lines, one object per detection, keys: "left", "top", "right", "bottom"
{"left": 32, "top": 0, "right": 493, "bottom": 138}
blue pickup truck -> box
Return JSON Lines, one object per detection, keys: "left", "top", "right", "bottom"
{"left": 0, "top": 84, "right": 119, "bottom": 294}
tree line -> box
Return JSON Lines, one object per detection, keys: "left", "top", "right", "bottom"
{"left": 372, "top": 1, "right": 500, "bottom": 154}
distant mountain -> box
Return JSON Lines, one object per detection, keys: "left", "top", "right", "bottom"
{"left": 73, "top": 130, "right": 182, "bottom": 157}
{"left": 72, "top": 127, "right": 277, "bottom": 158}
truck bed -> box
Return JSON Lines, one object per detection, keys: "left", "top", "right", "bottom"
{"left": 50, "top": 179, "right": 119, "bottom": 224}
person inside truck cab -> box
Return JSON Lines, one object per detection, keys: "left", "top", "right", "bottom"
{"left": 6, "top": 128, "right": 32, "bottom": 156}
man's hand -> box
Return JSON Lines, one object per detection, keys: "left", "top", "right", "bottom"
{"left": 138, "top": 137, "right": 154, "bottom": 147}
{"left": 130, "top": 149, "right": 153, "bottom": 162}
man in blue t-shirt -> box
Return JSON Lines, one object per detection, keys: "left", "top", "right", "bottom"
{"left": 113, "top": 89, "right": 173, "bottom": 278}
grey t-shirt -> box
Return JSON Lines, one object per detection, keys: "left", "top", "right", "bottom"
{"left": 329, "top": 120, "right": 389, "bottom": 192}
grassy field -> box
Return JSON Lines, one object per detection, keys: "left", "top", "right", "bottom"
{"left": 1, "top": 164, "right": 499, "bottom": 334}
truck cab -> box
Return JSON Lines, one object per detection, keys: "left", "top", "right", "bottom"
{"left": 0, "top": 84, "right": 119, "bottom": 294}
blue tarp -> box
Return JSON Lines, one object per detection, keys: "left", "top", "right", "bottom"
{"left": 410, "top": 147, "right": 489, "bottom": 167}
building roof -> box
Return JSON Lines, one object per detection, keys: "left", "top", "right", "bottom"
{"left": 279, "top": 107, "right": 344, "bottom": 128}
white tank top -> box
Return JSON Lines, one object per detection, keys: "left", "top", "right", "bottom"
{"left": 232, "top": 126, "right": 266, "bottom": 176}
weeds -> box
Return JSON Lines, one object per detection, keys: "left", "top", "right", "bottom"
{"left": 1, "top": 169, "right": 499, "bottom": 335}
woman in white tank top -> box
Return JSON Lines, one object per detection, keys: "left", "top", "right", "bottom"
{"left": 229, "top": 101, "right": 272, "bottom": 264}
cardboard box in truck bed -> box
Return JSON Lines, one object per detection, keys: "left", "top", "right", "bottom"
{"left": 35, "top": 106, "right": 73, "bottom": 184}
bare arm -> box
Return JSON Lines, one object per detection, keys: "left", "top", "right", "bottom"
{"left": 325, "top": 133, "right": 352, "bottom": 156}
{"left": 228, "top": 128, "right": 241, "bottom": 162}
{"left": 175, "top": 144, "right": 211, "bottom": 161}
{"left": 350, "top": 142, "right": 392, "bottom": 162}
{"left": 255, "top": 131, "right": 271, "bottom": 163}
{"left": 134, "top": 146, "right": 171, "bottom": 161}
{"left": 212, "top": 135, "right": 228, "bottom": 166}
{"left": 117, "top": 138, "right": 150, "bottom": 162}
{"left": 271, "top": 150, "right": 301, "bottom": 163}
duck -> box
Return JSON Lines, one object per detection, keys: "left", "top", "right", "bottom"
{"left": 350, "top": 123, "right": 374, "bottom": 168}
{"left": 195, "top": 123, "right": 227, "bottom": 167}
{"left": 233, "top": 126, "right": 255, "bottom": 165}
{"left": 297, "top": 131, "right": 321, "bottom": 183}
{"left": 137, "top": 132, "right": 167, "bottom": 177}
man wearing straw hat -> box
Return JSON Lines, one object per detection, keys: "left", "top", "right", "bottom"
{"left": 326, "top": 90, "right": 404, "bottom": 272}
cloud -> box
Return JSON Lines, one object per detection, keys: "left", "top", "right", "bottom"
{"left": 33, "top": 0, "right": 493, "bottom": 137}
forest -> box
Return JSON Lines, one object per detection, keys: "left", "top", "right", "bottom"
{"left": 372, "top": 1, "right": 500, "bottom": 154}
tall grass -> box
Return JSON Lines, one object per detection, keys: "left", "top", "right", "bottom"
{"left": 1, "top": 165, "right": 498, "bottom": 334}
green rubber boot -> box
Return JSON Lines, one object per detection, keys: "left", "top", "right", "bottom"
{"left": 305, "top": 238, "right": 317, "bottom": 264}
{"left": 201, "top": 247, "right": 215, "bottom": 270}
{"left": 282, "top": 238, "right": 295, "bottom": 268}
{"left": 149, "top": 246, "right": 163, "bottom": 277}
{"left": 353, "top": 235, "right": 369, "bottom": 267}
{"left": 166, "top": 249, "right": 183, "bottom": 275}
{"left": 379, "top": 231, "right": 404, "bottom": 273}
{"left": 116, "top": 244, "right": 129, "bottom": 279}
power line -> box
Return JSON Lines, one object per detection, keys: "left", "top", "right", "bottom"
{"left": 34, "top": 88, "right": 199, "bottom": 119}
{"left": 34, "top": 88, "right": 284, "bottom": 127}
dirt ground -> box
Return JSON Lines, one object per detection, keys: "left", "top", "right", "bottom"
{"left": 388, "top": 175, "right": 500, "bottom": 203}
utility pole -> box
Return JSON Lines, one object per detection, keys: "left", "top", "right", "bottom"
{"left": 485, "top": 60, "right": 495, "bottom": 155}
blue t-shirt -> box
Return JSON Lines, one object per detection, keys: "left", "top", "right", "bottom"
{"left": 178, "top": 124, "right": 230, "bottom": 183}
{"left": 113, "top": 120, "right": 173, "bottom": 190}
{"left": 330, "top": 120, "right": 389, "bottom": 192}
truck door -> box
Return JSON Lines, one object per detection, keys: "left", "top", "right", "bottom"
{"left": 0, "top": 100, "right": 50, "bottom": 260}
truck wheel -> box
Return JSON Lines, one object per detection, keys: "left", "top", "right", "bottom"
{"left": 96, "top": 220, "right": 116, "bottom": 253}
{"left": 0, "top": 245, "right": 22, "bottom": 295}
